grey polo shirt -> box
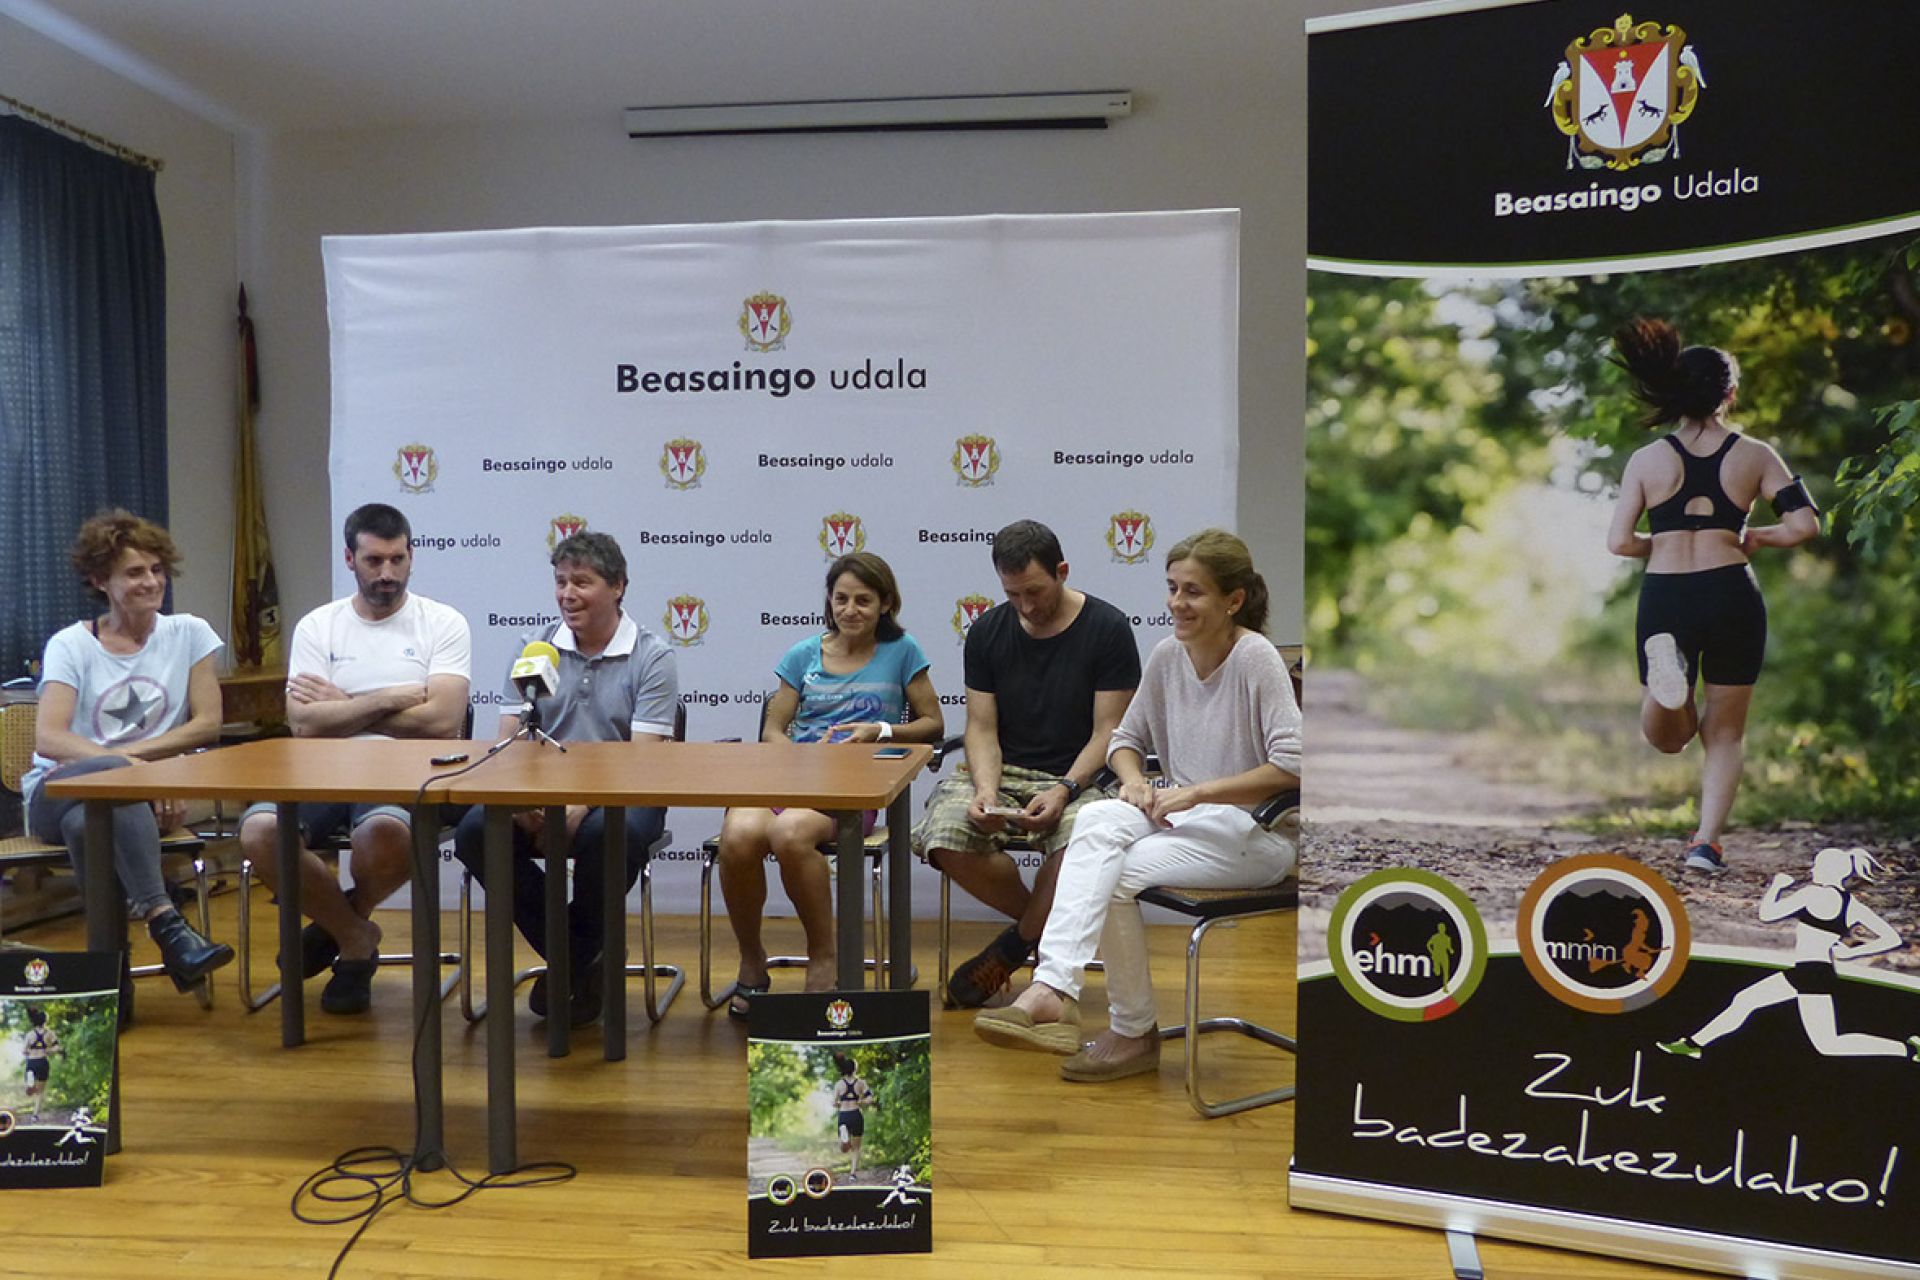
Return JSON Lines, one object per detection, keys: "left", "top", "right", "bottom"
{"left": 512, "top": 611, "right": 679, "bottom": 742}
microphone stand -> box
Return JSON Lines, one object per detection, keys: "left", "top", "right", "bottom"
{"left": 487, "top": 697, "right": 568, "bottom": 755}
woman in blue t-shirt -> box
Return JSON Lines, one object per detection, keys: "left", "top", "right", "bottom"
{"left": 718, "top": 552, "right": 943, "bottom": 1016}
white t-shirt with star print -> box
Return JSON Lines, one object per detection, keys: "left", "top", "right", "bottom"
{"left": 23, "top": 613, "right": 224, "bottom": 805}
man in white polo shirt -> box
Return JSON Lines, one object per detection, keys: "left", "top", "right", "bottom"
{"left": 238, "top": 503, "right": 471, "bottom": 1014}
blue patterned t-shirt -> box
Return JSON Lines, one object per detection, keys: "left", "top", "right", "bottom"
{"left": 774, "top": 633, "right": 929, "bottom": 743}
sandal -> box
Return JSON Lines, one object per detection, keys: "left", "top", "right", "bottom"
{"left": 727, "top": 976, "right": 771, "bottom": 1020}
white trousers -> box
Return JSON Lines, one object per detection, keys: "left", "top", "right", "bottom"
{"left": 1034, "top": 798, "right": 1296, "bottom": 1037}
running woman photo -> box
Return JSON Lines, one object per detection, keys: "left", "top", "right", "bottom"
{"left": 829, "top": 1052, "right": 877, "bottom": 1175}
{"left": 21, "top": 1007, "right": 60, "bottom": 1121}
{"left": 1605, "top": 318, "right": 1820, "bottom": 872}
{"left": 1659, "top": 846, "right": 1920, "bottom": 1063}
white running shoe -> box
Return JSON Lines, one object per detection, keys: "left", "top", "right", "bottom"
{"left": 1644, "top": 633, "right": 1690, "bottom": 710}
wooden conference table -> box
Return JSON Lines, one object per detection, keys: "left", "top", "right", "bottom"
{"left": 47, "top": 738, "right": 464, "bottom": 1159}
{"left": 444, "top": 736, "right": 929, "bottom": 1172}
{"left": 47, "top": 736, "right": 930, "bottom": 1170}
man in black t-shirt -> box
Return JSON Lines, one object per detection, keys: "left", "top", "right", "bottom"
{"left": 911, "top": 520, "right": 1139, "bottom": 1007}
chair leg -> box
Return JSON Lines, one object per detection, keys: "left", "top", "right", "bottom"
{"left": 1158, "top": 910, "right": 1296, "bottom": 1118}
{"left": 459, "top": 870, "right": 484, "bottom": 1022}
{"left": 938, "top": 872, "right": 953, "bottom": 1007}
{"left": 190, "top": 856, "right": 214, "bottom": 1009}
{"left": 699, "top": 850, "right": 735, "bottom": 1009}
{"left": 636, "top": 860, "right": 684, "bottom": 1023}
{"left": 237, "top": 858, "right": 282, "bottom": 1013}
{"left": 869, "top": 857, "right": 885, "bottom": 991}
{"left": 462, "top": 855, "right": 685, "bottom": 1026}
{"left": 241, "top": 856, "right": 464, "bottom": 1017}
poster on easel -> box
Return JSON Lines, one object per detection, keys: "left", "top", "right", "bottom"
{"left": 0, "top": 951, "right": 117, "bottom": 1188}
{"left": 1295, "top": 2, "right": 1920, "bottom": 1276}
{"left": 746, "top": 991, "right": 930, "bottom": 1257}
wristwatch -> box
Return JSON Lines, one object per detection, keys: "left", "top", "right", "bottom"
{"left": 876, "top": 721, "right": 893, "bottom": 741}
{"left": 1056, "top": 778, "right": 1083, "bottom": 803}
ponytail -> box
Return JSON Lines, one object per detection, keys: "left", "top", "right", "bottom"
{"left": 1610, "top": 317, "right": 1738, "bottom": 426}
{"left": 1165, "top": 529, "right": 1269, "bottom": 635}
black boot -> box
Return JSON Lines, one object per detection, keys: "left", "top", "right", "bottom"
{"left": 147, "top": 911, "right": 235, "bottom": 993}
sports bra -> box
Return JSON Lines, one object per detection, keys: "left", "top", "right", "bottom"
{"left": 1789, "top": 889, "right": 1850, "bottom": 937}
{"left": 25, "top": 1028, "right": 52, "bottom": 1055}
{"left": 1646, "top": 434, "right": 1747, "bottom": 535}
{"left": 835, "top": 1079, "right": 866, "bottom": 1109}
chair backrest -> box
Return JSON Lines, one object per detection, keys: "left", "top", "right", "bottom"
{"left": 0, "top": 701, "right": 38, "bottom": 797}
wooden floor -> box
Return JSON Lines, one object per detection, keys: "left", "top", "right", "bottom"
{"left": 0, "top": 866, "right": 1696, "bottom": 1279}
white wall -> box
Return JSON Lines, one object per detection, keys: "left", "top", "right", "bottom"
{"left": 7, "top": 0, "right": 1424, "bottom": 650}
{"left": 246, "top": 5, "right": 1313, "bottom": 641}
{"left": 1, "top": 12, "right": 238, "bottom": 636}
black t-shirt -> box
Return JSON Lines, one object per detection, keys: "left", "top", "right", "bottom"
{"left": 962, "top": 594, "right": 1141, "bottom": 775}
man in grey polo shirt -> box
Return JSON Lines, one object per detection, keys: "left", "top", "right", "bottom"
{"left": 452, "top": 531, "right": 678, "bottom": 1026}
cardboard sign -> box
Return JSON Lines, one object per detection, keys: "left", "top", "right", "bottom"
{"left": 0, "top": 951, "right": 118, "bottom": 1188}
{"left": 746, "top": 990, "right": 931, "bottom": 1257}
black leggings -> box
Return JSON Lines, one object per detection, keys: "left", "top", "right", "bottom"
{"left": 1636, "top": 564, "right": 1766, "bottom": 688}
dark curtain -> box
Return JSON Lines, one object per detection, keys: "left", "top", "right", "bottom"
{"left": 0, "top": 114, "right": 167, "bottom": 679}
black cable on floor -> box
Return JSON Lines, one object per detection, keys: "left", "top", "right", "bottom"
{"left": 291, "top": 749, "right": 576, "bottom": 1277}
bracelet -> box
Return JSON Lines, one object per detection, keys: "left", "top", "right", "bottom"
{"left": 876, "top": 721, "right": 893, "bottom": 741}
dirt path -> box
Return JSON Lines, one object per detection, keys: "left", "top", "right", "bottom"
{"left": 1301, "top": 670, "right": 1920, "bottom": 967}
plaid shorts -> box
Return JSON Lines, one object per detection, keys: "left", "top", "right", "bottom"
{"left": 910, "top": 762, "right": 1106, "bottom": 860}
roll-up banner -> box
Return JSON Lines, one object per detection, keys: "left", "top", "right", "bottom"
{"left": 1297, "top": 3, "right": 1920, "bottom": 1276}
{"left": 323, "top": 212, "right": 1239, "bottom": 913}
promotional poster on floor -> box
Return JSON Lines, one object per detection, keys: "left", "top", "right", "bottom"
{"left": 0, "top": 951, "right": 117, "bottom": 1188}
{"left": 1296, "top": 2, "right": 1920, "bottom": 1275}
{"left": 746, "top": 991, "right": 930, "bottom": 1257}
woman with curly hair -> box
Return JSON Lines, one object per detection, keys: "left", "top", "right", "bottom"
{"left": 1605, "top": 318, "right": 1819, "bottom": 873}
{"left": 24, "top": 511, "right": 234, "bottom": 992}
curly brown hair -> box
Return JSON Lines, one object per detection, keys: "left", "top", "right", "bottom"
{"left": 70, "top": 510, "right": 182, "bottom": 599}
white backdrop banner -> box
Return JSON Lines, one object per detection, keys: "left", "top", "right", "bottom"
{"left": 323, "top": 210, "right": 1239, "bottom": 916}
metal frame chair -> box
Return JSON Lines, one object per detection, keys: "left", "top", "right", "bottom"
{"left": 231, "top": 709, "right": 477, "bottom": 1012}
{"left": 456, "top": 705, "right": 688, "bottom": 1024}
{"left": 926, "top": 737, "right": 1109, "bottom": 1007}
{"left": 234, "top": 831, "right": 465, "bottom": 1011}
{"left": 695, "top": 701, "right": 910, "bottom": 1009}
{"left": 1139, "top": 787, "right": 1301, "bottom": 1118}
{"left": 0, "top": 700, "right": 214, "bottom": 1010}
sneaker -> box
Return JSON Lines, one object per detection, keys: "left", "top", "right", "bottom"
{"left": 1657, "top": 1037, "right": 1702, "bottom": 1059}
{"left": 529, "top": 964, "right": 605, "bottom": 1026}
{"left": 947, "top": 924, "right": 1029, "bottom": 1009}
{"left": 570, "top": 962, "right": 605, "bottom": 1027}
{"left": 1643, "top": 633, "right": 1690, "bottom": 710}
{"left": 320, "top": 954, "right": 378, "bottom": 1015}
{"left": 1683, "top": 841, "right": 1726, "bottom": 873}
{"left": 277, "top": 922, "right": 341, "bottom": 980}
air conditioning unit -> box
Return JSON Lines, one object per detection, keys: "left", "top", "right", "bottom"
{"left": 624, "top": 91, "right": 1133, "bottom": 138}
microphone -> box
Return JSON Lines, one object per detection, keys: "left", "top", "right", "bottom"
{"left": 509, "top": 640, "right": 560, "bottom": 706}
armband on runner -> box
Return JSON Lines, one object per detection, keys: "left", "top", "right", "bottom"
{"left": 1771, "top": 476, "right": 1817, "bottom": 516}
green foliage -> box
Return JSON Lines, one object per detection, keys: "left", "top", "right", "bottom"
{"left": 0, "top": 997, "right": 117, "bottom": 1118}
{"left": 1310, "top": 230, "right": 1920, "bottom": 824}
{"left": 746, "top": 1040, "right": 931, "bottom": 1183}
